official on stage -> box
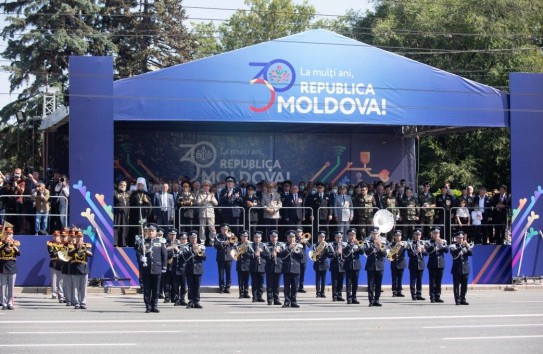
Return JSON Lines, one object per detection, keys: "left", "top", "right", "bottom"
{"left": 426, "top": 227, "right": 449, "bottom": 303}
{"left": 450, "top": 231, "right": 473, "bottom": 305}
{"left": 279, "top": 230, "right": 303, "bottom": 308}
{"left": 135, "top": 223, "right": 167, "bottom": 313}
{"left": 328, "top": 230, "right": 346, "bottom": 301}
{"left": 343, "top": 228, "right": 363, "bottom": 304}
{"left": 407, "top": 228, "right": 427, "bottom": 300}
{"left": 364, "top": 226, "right": 387, "bottom": 307}
{"left": 312, "top": 231, "right": 329, "bottom": 298}
{"left": 249, "top": 231, "right": 266, "bottom": 302}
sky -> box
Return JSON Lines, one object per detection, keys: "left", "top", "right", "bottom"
{"left": 0, "top": 0, "right": 372, "bottom": 113}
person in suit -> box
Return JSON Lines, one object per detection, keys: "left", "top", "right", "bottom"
{"left": 332, "top": 185, "right": 354, "bottom": 240}
{"left": 135, "top": 223, "right": 167, "bottom": 313}
{"left": 327, "top": 230, "right": 346, "bottom": 301}
{"left": 184, "top": 230, "right": 206, "bottom": 309}
{"left": 213, "top": 223, "right": 235, "bottom": 293}
{"left": 312, "top": 231, "right": 329, "bottom": 298}
{"left": 196, "top": 180, "right": 218, "bottom": 245}
{"left": 407, "top": 228, "right": 427, "bottom": 301}
{"left": 450, "top": 231, "right": 473, "bottom": 305}
{"left": 153, "top": 183, "right": 175, "bottom": 228}
{"left": 249, "top": 231, "right": 266, "bottom": 302}
{"left": 68, "top": 230, "right": 92, "bottom": 309}
{"left": 219, "top": 176, "right": 244, "bottom": 235}
{"left": 279, "top": 230, "right": 303, "bottom": 308}
{"left": 426, "top": 227, "right": 449, "bottom": 303}
{"left": 473, "top": 187, "right": 493, "bottom": 244}
{"left": 343, "top": 228, "right": 363, "bottom": 304}
{"left": 279, "top": 180, "right": 292, "bottom": 239}
{"left": 172, "top": 231, "right": 189, "bottom": 306}
{"left": 389, "top": 230, "right": 407, "bottom": 297}
{"left": 284, "top": 184, "right": 305, "bottom": 229}
{"left": 262, "top": 230, "right": 283, "bottom": 305}
{"left": 294, "top": 226, "right": 308, "bottom": 293}
{"left": 492, "top": 185, "right": 511, "bottom": 245}
{"left": 306, "top": 182, "right": 332, "bottom": 237}
{"left": 364, "top": 226, "right": 387, "bottom": 307}
{"left": 0, "top": 227, "right": 20, "bottom": 310}
{"left": 234, "top": 230, "right": 252, "bottom": 299}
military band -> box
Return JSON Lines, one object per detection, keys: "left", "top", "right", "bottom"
{"left": 280, "top": 230, "right": 303, "bottom": 308}
{"left": 262, "top": 230, "right": 283, "bottom": 305}
{"left": 214, "top": 223, "right": 234, "bottom": 294}
{"left": 426, "top": 227, "right": 449, "bottom": 303}
{"left": 68, "top": 229, "right": 92, "bottom": 309}
{"left": 407, "top": 229, "right": 427, "bottom": 300}
{"left": 389, "top": 230, "right": 407, "bottom": 297}
{"left": 172, "top": 231, "right": 189, "bottom": 306}
{"left": 329, "top": 231, "right": 346, "bottom": 301}
{"left": 185, "top": 231, "right": 206, "bottom": 308}
{"left": 0, "top": 227, "right": 19, "bottom": 310}
{"left": 365, "top": 226, "right": 387, "bottom": 307}
{"left": 450, "top": 231, "right": 472, "bottom": 305}
{"left": 249, "top": 231, "right": 266, "bottom": 302}
{"left": 343, "top": 228, "right": 363, "bottom": 304}
{"left": 233, "top": 230, "right": 251, "bottom": 299}
{"left": 311, "top": 231, "right": 329, "bottom": 298}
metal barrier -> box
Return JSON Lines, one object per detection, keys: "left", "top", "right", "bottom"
{"left": 385, "top": 206, "right": 446, "bottom": 241}
{"left": 449, "top": 206, "right": 511, "bottom": 245}
{"left": 248, "top": 206, "right": 314, "bottom": 241}
{"left": 0, "top": 194, "right": 69, "bottom": 234}
{"left": 178, "top": 205, "right": 246, "bottom": 234}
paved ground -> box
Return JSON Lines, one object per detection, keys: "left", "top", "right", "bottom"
{"left": 1, "top": 287, "right": 542, "bottom": 353}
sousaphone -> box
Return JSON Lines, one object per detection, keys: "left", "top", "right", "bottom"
{"left": 373, "top": 209, "right": 395, "bottom": 234}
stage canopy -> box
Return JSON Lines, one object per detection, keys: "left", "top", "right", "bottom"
{"left": 114, "top": 29, "right": 509, "bottom": 128}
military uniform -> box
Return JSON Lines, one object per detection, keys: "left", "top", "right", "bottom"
{"left": 400, "top": 192, "right": 419, "bottom": 237}
{"left": 343, "top": 238, "right": 363, "bottom": 304}
{"left": 184, "top": 233, "right": 206, "bottom": 308}
{"left": 234, "top": 237, "right": 252, "bottom": 299}
{"left": 47, "top": 234, "right": 63, "bottom": 300}
{"left": 327, "top": 234, "right": 347, "bottom": 301}
{"left": 219, "top": 177, "right": 243, "bottom": 235}
{"left": 213, "top": 227, "right": 234, "bottom": 293}
{"left": 0, "top": 232, "right": 20, "bottom": 310}
{"left": 295, "top": 228, "right": 308, "bottom": 293}
{"left": 249, "top": 236, "right": 266, "bottom": 302}
{"left": 426, "top": 230, "right": 449, "bottom": 303}
{"left": 364, "top": 229, "right": 387, "bottom": 306}
{"left": 450, "top": 233, "right": 472, "bottom": 305}
{"left": 417, "top": 191, "right": 436, "bottom": 237}
{"left": 407, "top": 232, "right": 427, "bottom": 300}
{"left": 435, "top": 190, "right": 455, "bottom": 241}
{"left": 381, "top": 193, "right": 400, "bottom": 241}
{"left": 262, "top": 232, "right": 283, "bottom": 305}
{"left": 389, "top": 237, "right": 407, "bottom": 297}
{"left": 279, "top": 232, "right": 303, "bottom": 308}
{"left": 312, "top": 232, "right": 329, "bottom": 298}
{"left": 306, "top": 187, "right": 331, "bottom": 236}
{"left": 68, "top": 239, "right": 92, "bottom": 309}
{"left": 172, "top": 234, "right": 189, "bottom": 306}
{"left": 353, "top": 193, "right": 376, "bottom": 237}
{"left": 163, "top": 234, "right": 178, "bottom": 303}
{"left": 60, "top": 236, "right": 75, "bottom": 306}
{"left": 135, "top": 228, "right": 168, "bottom": 313}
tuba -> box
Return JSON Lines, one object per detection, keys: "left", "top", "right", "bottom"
{"left": 386, "top": 241, "right": 406, "bottom": 261}
{"left": 373, "top": 209, "right": 395, "bottom": 234}
{"left": 309, "top": 241, "right": 328, "bottom": 262}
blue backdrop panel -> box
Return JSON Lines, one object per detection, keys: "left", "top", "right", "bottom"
{"left": 69, "top": 57, "right": 115, "bottom": 279}
{"left": 114, "top": 30, "right": 508, "bottom": 127}
{"left": 510, "top": 73, "right": 543, "bottom": 277}
{"left": 114, "top": 131, "right": 416, "bottom": 186}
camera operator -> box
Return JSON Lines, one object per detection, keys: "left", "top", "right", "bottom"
{"left": 32, "top": 183, "right": 50, "bottom": 235}
{"left": 54, "top": 175, "right": 70, "bottom": 230}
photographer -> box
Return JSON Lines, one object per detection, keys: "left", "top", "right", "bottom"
{"left": 54, "top": 175, "right": 70, "bottom": 229}
{"left": 11, "top": 168, "right": 26, "bottom": 234}
{"left": 32, "top": 183, "right": 50, "bottom": 235}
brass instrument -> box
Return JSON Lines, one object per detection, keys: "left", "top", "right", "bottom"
{"left": 229, "top": 235, "right": 238, "bottom": 244}
{"left": 309, "top": 241, "right": 328, "bottom": 262}
{"left": 230, "top": 241, "right": 250, "bottom": 261}
{"left": 300, "top": 233, "right": 312, "bottom": 244}
{"left": 372, "top": 209, "right": 395, "bottom": 234}
{"left": 291, "top": 243, "right": 303, "bottom": 254}
{"left": 387, "top": 241, "right": 406, "bottom": 261}
{"left": 194, "top": 244, "right": 206, "bottom": 257}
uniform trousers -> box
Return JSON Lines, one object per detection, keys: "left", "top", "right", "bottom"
{"left": 142, "top": 273, "right": 161, "bottom": 310}
{"left": 62, "top": 273, "right": 73, "bottom": 304}
{"left": 186, "top": 274, "right": 201, "bottom": 303}
{"left": 172, "top": 273, "right": 187, "bottom": 302}
{"left": 409, "top": 269, "right": 424, "bottom": 298}
{"left": 453, "top": 273, "right": 468, "bottom": 303}
{"left": 331, "top": 271, "right": 345, "bottom": 299}
{"left": 299, "top": 262, "right": 306, "bottom": 288}
{"left": 315, "top": 270, "right": 327, "bottom": 295}
{"left": 49, "top": 267, "right": 57, "bottom": 297}
{"left": 0, "top": 273, "right": 16, "bottom": 306}
{"left": 428, "top": 268, "right": 444, "bottom": 300}
{"left": 265, "top": 272, "right": 281, "bottom": 302}
{"left": 345, "top": 269, "right": 359, "bottom": 300}
{"left": 217, "top": 261, "right": 231, "bottom": 290}
{"left": 71, "top": 274, "right": 88, "bottom": 306}
{"left": 283, "top": 273, "right": 299, "bottom": 305}
{"left": 391, "top": 268, "right": 405, "bottom": 294}
{"left": 367, "top": 270, "right": 383, "bottom": 303}
{"left": 237, "top": 270, "right": 250, "bottom": 295}
{"left": 250, "top": 272, "right": 265, "bottom": 299}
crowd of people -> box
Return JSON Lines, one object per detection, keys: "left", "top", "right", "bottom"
{"left": 0, "top": 168, "right": 69, "bottom": 235}
{"left": 114, "top": 175, "right": 512, "bottom": 248}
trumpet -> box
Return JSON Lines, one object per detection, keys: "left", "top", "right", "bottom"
{"left": 193, "top": 243, "right": 205, "bottom": 257}
{"left": 229, "top": 235, "right": 238, "bottom": 244}
{"left": 4, "top": 239, "right": 21, "bottom": 248}
{"left": 299, "top": 232, "right": 311, "bottom": 244}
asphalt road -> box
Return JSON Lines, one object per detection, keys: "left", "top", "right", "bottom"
{"left": 1, "top": 288, "right": 542, "bottom": 354}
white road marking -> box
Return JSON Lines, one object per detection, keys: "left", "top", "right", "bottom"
{"left": 425, "top": 323, "right": 543, "bottom": 329}
{"left": 8, "top": 330, "right": 183, "bottom": 334}
{"left": 0, "top": 343, "right": 137, "bottom": 348}
{"left": 443, "top": 335, "right": 543, "bottom": 340}
{"left": 1, "top": 313, "right": 542, "bottom": 324}
{"left": 510, "top": 301, "right": 543, "bottom": 303}
{"left": 227, "top": 310, "right": 360, "bottom": 314}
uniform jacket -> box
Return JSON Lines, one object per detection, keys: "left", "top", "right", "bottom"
{"left": 219, "top": 188, "right": 244, "bottom": 218}
{"left": 306, "top": 192, "right": 331, "bottom": 221}
{"left": 175, "top": 243, "right": 191, "bottom": 275}
{"left": 214, "top": 233, "right": 234, "bottom": 262}
{"left": 353, "top": 194, "right": 376, "bottom": 220}
{"left": 235, "top": 242, "right": 252, "bottom": 272}
{"left": 426, "top": 240, "right": 449, "bottom": 269}
{"left": 311, "top": 242, "right": 330, "bottom": 271}
{"left": 279, "top": 244, "right": 303, "bottom": 274}
{"left": 196, "top": 192, "right": 218, "bottom": 218}
{"left": 183, "top": 244, "right": 206, "bottom": 275}
{"left": 400, "top": 196, "right": 419, "bottom": 221}
{"left": 364, "top": 241, "right": 387, "bottom": 271}
{"left": 68, "top": 247, "right": 93, "bottom": 275}
{"left": 135, "top": 238, "right": 168, "bottom": 275}
{"left": 389, "top": 242, "right": 407, "bottom": 270}
{"left": 262, "top": 242, "right": 283, "bottom": 273}
{"left": 249, "top": 242, "right": 267, "bottom": 273}
{"left": 450, "top": 243, "right": 472, "bottom": 275}
{"left": 407, "top": 240, "right": 427, "bottom": 271}
{"left": 0, "top": 243, "right": 20, "bottom": 274}
{"left": 418, "top": 193, "right": 436, "bottom": 218}
{"left": 327, "top": 241, "right": 347, "bottom": 272}
{"left": 332, "top": 194, "right": 354, "bottom": 222}
{"left": 343, "top": 243, "right": 363, "bottom": 271}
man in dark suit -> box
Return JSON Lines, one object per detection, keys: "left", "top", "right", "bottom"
{"left": 153, "top": 183, "right": 175, "bottom": 227}
{"left": 473, "top": 187, "right": 493, "bottom": 244}
{"left": 312, "top": 231, "right": 329, "bottom": 298}
{"left": 213, "top": 223, "right": 234, "bottom": 293}
{"left": 426, "top": 227, "right": 449, "bottom": 303}
{"left": 407, "top": 228, "right": 427, "bottom": 301}
{"left": 262, "top": 230, "right": 283, "bottom": 305}
{"left": 279, "top": 180, "right": 292, "bottom": 239}
{"left": 284, "top": 184, "right": 305, "bottom": 228}
{"left": 492, "top": 184, "right": 511, "bottom": 245}
{"left": 249, "top": 231, "right": 266, "bottom": 302}
{"left": 450, "top": 231, "right": 472, "bottom": 305}
{"left": 435, "top": 184, "right": 455, "bottom": 242}
{"left": 327, "top": 231, "right": 346, "bottom": 301}
{"left": 184, "top": 230, "right": 206, "bottom": 309}
{"left": 135, "top": 223, "right": 167, "bottom": 313}
{"left": 306, "top": 182, "right": 332, "bottom": 237}
{"left": 219, "top": 176, "right": 243, "bottom": 235}
{"left": 364, "top": 226, "right": 387, "bottom": 307}
{"left": 279, "top": 230, "right": 303, "bottom": 308}
{"left": 389, "top": 230, "right": 407, "bottom": 297}
{"left": 343, "top": 228, "right": 363, "bottom": 304}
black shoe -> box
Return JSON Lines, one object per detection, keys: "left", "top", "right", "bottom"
{"left": 392, "top": 293, "right": 396, "bottom": 297}
{"left": 256, "top": 298, "right": 265, "bottom": 303}
{"left": 7, "top": 305, "right": 14, "bottom": 310}
{"left": 239, "top": 294, "right": 243, "bottom": 299}
{"left": 456, "top": 301, "right": 460, "bottom": 305}
{"left": 224, "top": 288, "right": 231, "bottom": 294}
{"left": 417, "top": 296, "right": 426, "bottom": 301}
{"left": 158, "top": 294, "right": 165, "bottom": 299}
{"left": 164, "top": 299, "right": 170, "bottom": 303}
{"left": 243, "top": 294, "right": 251, "bottom": 299}
{"left": 373, "top": 302, "right": 382, "bottom": 307}
{"left": 252, "top": 298, "right": 256, "bottom": 302}
{"left": 145, "top": 309, "right": 150, "bottom": 313}
{"left": 193, "top": 303, "right": 203, "bottom": 309}
{"left": 291, "top": 303, "right": 300, "bottom": 308}
{"left": 174, "top": 301, "right": 180, "bottom": 306}
{"left": 435, "top": 299, "right": 444, "bottom": 303}
{"left": 74, "top": 305, "right": 80, "bottom": 309}
{"left": 347, "top": 300, "right": 352, "bottom": 304}
{"left": 274, "top": 300, "right": 282, "bottom": 306}
{"left": 297, "top": 288, "right": 306, "bottom": 293}
{"left": 320, "top": 293, "right": 326, "bottom": 298}
{"left": 332, "top": 297, "right": 337, "bottom": 302}
{"left": 460, "top": 301, "right": 469, "bottom": 305}
{"left": 368, "top": 303, "right": 373, "bottom": 307}
{"left": 337, "top": 297, "right": 345, "bottom": 302}
{"left": 412, "top": 297, "right": 417, "bottom": 301}
{"left": 282, "top": 303, "right": 290, "bottom": 308}
{"left": 218, "top": 288, "right": 224, "bottom": 293}
{"left": 352, "top": 299, "right": 360, "bottom": 304}
{"left": 268, "top": 301, "right": 273, "bottom": 305}
{"left": 397, "top": 293, "right": 405, "bottom": 297}
{"left": 80, "top": 305, "right": 87, "bottom": 310}
{"left": 179, "top": 300, "right": 188, "bottom": 306}
{"left": 152, "top": 308, "right": 160, "bottom": 313}
{"left": 430, "top": 299, "right": 435, "bottom": 303}
{"left": 186, "top": 302, "right": 194, "bottom": 309}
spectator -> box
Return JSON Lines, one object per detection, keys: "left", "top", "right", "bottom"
{"left": 54, "top": 175, "right": 70, "bottom": 229}
{"left": 32, "top": 182, "right": 50, "bottom": 235}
